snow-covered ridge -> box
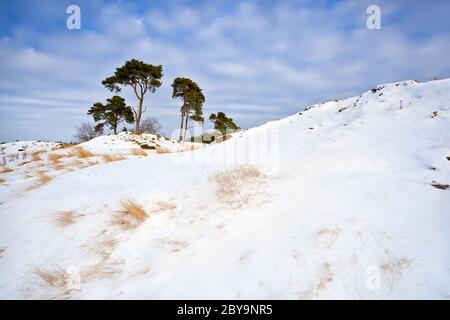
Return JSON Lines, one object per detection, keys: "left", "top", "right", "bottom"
{"left": 1, "top": 132, "right": 199, "bottom": 166}
{"left": 0, "top": 132, "right": 202, "bottom": 206}
{"left": 0, "top": 79, "right": 449, "bottom": 299}
{"left": 238, "top": 79, "right": 424, "bottom": 134}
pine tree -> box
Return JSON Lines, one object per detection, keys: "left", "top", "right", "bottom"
{"left": 87, "top": 96, "right": 134, "bottom": 134}
{"left": 209, "top": 112, "right": 240, "bottom": 136}
{"left": 102, "top": 59, "right": 163, "bottom": 132}
{"left": 171, "top": 77, "right": 205, "bottom": 141}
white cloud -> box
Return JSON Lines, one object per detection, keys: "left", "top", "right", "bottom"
{"left": 212, "top": 62, "right": 256, "bottom": 77}
{"left": 1, "top": 0, "right": 450, "bottom": 141}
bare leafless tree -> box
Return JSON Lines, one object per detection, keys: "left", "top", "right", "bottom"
{"left": 140, "top": 117, "right": 162, "bottom": 134}
{"left": 431, "top": 73, "right": 448, "bottom": 81}
{"left": 74, "top": 122, "right": 103, "bottom": 142}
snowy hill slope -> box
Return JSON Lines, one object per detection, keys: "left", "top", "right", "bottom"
{"left": 0, "top": 79, "right": 449, "bottom": 299}
{"left": 0, "top": 133, "right": 201, "bottom": 205}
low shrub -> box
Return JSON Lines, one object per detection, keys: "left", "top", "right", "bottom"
{"left": 140, "top": 144, "right": 156, "bottom": 150}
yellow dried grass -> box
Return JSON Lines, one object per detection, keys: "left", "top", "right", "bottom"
{"left": 114, "top": 199, "right": 148, "bottom": 229}
{"left": 101, "top": 154, "right": 127, "bottom": 163}
{"left": 131, "top": 148, "right": 148, "bottom": 156}
{"left": 0, "top": 166, "right": 13, "bottom": 173}
{"left": 48, "top": 153, "right": 65, "bottom": 162}
{"left": 26, "top": 173, "right": 52, "bottom": 191}
{"left": 69, "top": 146, "right": 94, "bottom": 158}
{"left": 54, "top": 211, "right": 78, "bottom": 227}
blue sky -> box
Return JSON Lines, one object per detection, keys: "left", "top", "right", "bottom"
{"left": 1, "top": 0, "right": 450, "bottom": 141}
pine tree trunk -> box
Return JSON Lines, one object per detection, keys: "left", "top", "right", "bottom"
{"left": 135, "top": 98, "right": 143, "bottom": 132}
{"left": 183, "top": 110, "right": 189, "bottom": 142}
{"left": 179, "top": 111, "right": 185, "bottom": 142}
{"left": 135, "top": 114, "right": 141, "bottom": 132}
{"left": 112, "top": 115, "right": 117, "bottom": 134}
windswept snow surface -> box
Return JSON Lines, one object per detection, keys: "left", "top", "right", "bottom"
{"left": 0, "top": 79, "right": 449, "bottom": 299}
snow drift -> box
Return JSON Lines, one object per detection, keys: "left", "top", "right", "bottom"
{"left": 0, "top": 79, "right": 449, "bottom": 299}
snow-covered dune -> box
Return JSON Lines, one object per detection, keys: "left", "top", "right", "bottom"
{"left": 0, "top": 79, "right": 449, "bottom": 299}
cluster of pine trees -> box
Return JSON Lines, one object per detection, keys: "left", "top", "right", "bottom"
{"left": 86, "top": 59, "right": 239, "bottom": 142}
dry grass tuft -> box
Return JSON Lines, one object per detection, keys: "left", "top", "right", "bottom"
{"left": 156, "top": 144, "right": 200, "bottom": 154}
{"left": 68, "top": 159, "right": 91, "bottom": 170}
{"left": 68, "top": 159, "right": 94, "bottom": 171}
{"left": 381, "top": 256, "right": 413, "bottom": 290}
{"left": 301, "top": 263, "right": 334, "bottom": 299}
{"left": 315, "top": 227, "right": 342, "bottom": 249}
{"left": 158, "top": 239, "right": 189, "bottom": 252}
{"left": 120, "top": 199, "right": 148, "bottom": 221}
{"left": 52, "top": 161, "right": 67, "bottom": 171}
{"left": 32, "top": 152, "right": 43, "bottom": 162}
{"left": 0, "top": 177, "right": 5, "bottom": 184}
{"left": 37, "top": 173, "right": 52, "bottom": 185}
{"left": 114, "top": 199, "right": 148, "bottom": 228}
{"left": 81, "top": 234, "right": 123, "bottom": 281}
{"left": 51, "top": 143, "right": 75, "bottom": 151}
{"left": 48, "top": 153, "right": 70, "bottom": 171}
{"left": 132, "top": 265, "right": 152, "bottom": 277}
{"left": 156, "top": 147, "right": 171, "bottom": 154}
{"left": 26, "top": 173, "right": 52, "bottom": 191}
{"left": 316, "top": 263, "right": 334, "bottom": 293}
{"left": 86, "top": 160, "right": 99, "bottom": 167}
{"left": 60, "top": 143, "right": 75, "bottom": 149}
{"left": 70, "top": 159, "right": 83, "bottom": 167}
{"left": 18, "top": 160, "right": 32, "bottom": 167}
{"left": 33, "top": 259, "right": 122, "bottom": 299}
{"left": 101, "top": 155, "right": 114, "bottom": 162}
{"left": 113, "top": 154, "right": 127, "bottom": 161}
{"left": 33, "top": 267, "right": 74, "bottom": 299}
{"left": 69, "top": 146, "right": 95, "bottom": 158}
{"left": 101, "top": 154, "right": 127, "bottom": 163}
{"left": 35, "top": 267, "right": 69, "bottom": 290}
{"left": 131, "top": 148, "right": 148, "bottom": 156}
{"left": 212, "top": 165, "right": 267, "bottom": 206}
{"left": 148, "top": 200, "right": 177, "bottom": 214}
{"left": 48, "top": 153, "right": 65, "bottom": 162}
{"left": 81, "top": 260, "right": 123, "bottom": 282}
{"left": 1, "top": 166, "right": 13, "bottom": 173}
{"left": 92, "top": 238, "right": 119, "bottom": 261}
{"left": 84, "top": 230, "right": 121, "bottom": 262}
{"left": 48, "top": 153, "right": 67, "bottom": 171}
{"left": 54, "top": 211, "right": 79, "bottom": 227}
{"left": 33, "top": 230, "right": 123, "bottom": 299}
